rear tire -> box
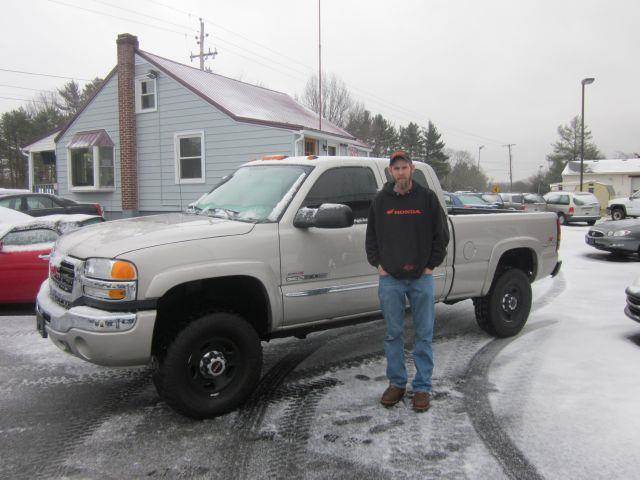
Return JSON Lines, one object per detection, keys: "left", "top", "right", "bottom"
{"left": 587, "top": 220, "right": 596, "bottom": 226}
{"left": 558, "top": 213, "right": 567, "bottom": 225}
{"left": 155, "top": 312, "right": 262, "bottom": 419}
{"left": 473, "top": 269, "right": 532, "bottom": 338}
{"left": 611, "top": 207, "right": 625, "bottom": 221}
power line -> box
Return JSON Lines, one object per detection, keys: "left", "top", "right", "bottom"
{"left": 42, "top": 0, "right": 507, "bottom": 146}
{"left": 0, "top": 84, "right": 57, "bottom": 94}
{"left": 0, "top": 67, "right": 92, "bottom": 81}
{"left": 0, "top": 96, "right": 50, "bottom": 104}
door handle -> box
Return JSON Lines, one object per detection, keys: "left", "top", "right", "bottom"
{"left": 38, "top": 254, "right": 50, "bottom": 260}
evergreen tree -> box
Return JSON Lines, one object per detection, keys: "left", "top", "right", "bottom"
{"left": 546, "top": 116, "right": 602, "bottom": 184}
{"left": 443, "top": 149, "right": 488, "bottom": 192}
{"left": 423, "top": 121, "right": 450, "bottom": 179}
{"left": 370, "top": 114, "right": 398, "bottom": 157}
{"left": 398, "top": 122, "right": 423, "bottom": 160}
{"left": 344, "top": 104, "right": 372, "bottom": 145}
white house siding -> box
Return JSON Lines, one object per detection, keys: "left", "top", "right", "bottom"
{"left": 55, "top": 74, "right": 122, "bottom": 212}
{"left": 135, "top": 58, "right": 295, "bottom": 212}
{"left": 563, "top": 173, "right": 638, "bottom": 197}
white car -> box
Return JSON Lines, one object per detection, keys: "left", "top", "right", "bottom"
{"left": 607, "top": 190, "right": 640, "bottom": 220}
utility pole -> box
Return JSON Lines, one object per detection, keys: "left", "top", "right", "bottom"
{"left": 190, "top": 18, "right": 218, "bottom": 71}
{"left": 503, "top": 144, "right": 515, "bottom": 191}
{"left": 318, "top": 0, "right": 322, "bottom": 131}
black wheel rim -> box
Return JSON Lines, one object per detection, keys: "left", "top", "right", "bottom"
{"left": 500, "top": 283, "right": 522, "bottom": 322}
{"left": 186, "top": 337, "right": 240, "bottom": 397}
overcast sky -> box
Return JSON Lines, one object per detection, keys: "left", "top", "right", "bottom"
{"left": 1, "top": 0, "right": 638, "bottom": 181}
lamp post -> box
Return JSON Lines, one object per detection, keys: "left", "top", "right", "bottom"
{"left": 580, "top": 77, "right": 595, "bottom": 192}
{"left": 477, "top": 145, "right": 485, "bottom": 169}
{"left": 537, "top": 165, "right": 544, "bottom": 194}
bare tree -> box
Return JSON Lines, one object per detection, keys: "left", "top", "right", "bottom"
{"left": 298, "top": 73, "right": 354, "bottom": 128}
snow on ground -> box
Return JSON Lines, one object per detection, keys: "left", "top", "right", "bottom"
{"left": 489, "top": 224, "right": 640, "bottom": 479}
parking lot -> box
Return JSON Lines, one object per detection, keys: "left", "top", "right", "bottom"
{"left": 1, "top": 224, "right": 638, "bottom": 480}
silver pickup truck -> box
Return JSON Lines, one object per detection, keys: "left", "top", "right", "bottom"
{"left": 36, "top": 156, "right": 561, "bottom": 418}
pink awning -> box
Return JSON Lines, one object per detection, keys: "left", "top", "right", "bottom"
{"left": 67, "top": 130, "right": 114, "bottom": 149}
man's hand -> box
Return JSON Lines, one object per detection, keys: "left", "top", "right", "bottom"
{"left": 378, "top": 265, "right": 388, "bottom": 276}
{"left": 423, "top": 267, "right": 433, "bottom": 275}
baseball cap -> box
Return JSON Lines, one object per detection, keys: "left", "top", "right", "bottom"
{"left": 389, "top": 150, "right": 412, "bottom": 165}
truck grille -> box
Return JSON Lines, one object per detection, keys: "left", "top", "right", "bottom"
{"left": 588, "top": 230, "right": 604, "bottom": 238}
{"left": 52, "top": 260, "right": 75, "bottom": 293}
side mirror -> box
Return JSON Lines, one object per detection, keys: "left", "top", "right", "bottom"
{"left": 314, "top": 203, "right": 354, "bottom": 228}
{"left": 294, "top": 203, "right": 354, "bottom": 229}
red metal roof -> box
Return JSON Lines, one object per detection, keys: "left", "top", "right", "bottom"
{"left": 138, "top": 51, "right": 358, "bottom": 141}
{"left": 67, "top": 129, "right": 114, "bottom": 149}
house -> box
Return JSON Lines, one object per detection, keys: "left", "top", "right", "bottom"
{"left": 561, "top": 158, "right": 640, "bottom": 197}
{"left": 26, "top": 33, "right": 369, "bottom": 218}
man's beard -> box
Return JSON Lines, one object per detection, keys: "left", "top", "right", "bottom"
{"left": 396, "top": 177, "right": 411, "bottom": 190}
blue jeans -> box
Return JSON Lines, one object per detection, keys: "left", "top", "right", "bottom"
{"left": 378, "top": 274, "right": 435, "bottom": 393}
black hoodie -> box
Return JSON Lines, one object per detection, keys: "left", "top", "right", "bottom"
{"left": 365, "top": 181, "right": 450, "bottom": 279}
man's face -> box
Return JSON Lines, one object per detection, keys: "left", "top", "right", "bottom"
{"left": 388, "top": 160, "right": 415, "bottom": 189}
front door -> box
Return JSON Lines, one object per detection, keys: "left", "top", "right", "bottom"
{"left": 279, "top": 165, "right": 381, "bottom": 325}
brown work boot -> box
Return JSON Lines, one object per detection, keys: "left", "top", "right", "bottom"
{"left": 380, "top": 385, "right": 405, "bottom": 407}
{"left": 412, "top": 391, "right": 431, "bottom": 412}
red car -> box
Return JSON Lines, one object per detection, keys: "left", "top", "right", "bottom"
{"left": 0, "top": 214, "right": 103, "bottom": 303}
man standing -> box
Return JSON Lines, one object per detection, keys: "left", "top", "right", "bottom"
{"left": 365, "top": 151, "right": 449, "bottom": 411}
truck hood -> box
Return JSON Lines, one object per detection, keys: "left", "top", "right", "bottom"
{"left": 56, "top": 213, "right": 255, "bottom": 259}
{"left": 608, "top": 196, "right": 630, "bottom": 206}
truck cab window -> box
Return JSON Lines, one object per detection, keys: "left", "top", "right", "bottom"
{"left": 303, "top": 167, "right": 378, "bottom": 221}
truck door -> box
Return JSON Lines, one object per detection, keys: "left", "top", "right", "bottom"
{"left": 279, "top": 165, "right": 381, "bottom": 326}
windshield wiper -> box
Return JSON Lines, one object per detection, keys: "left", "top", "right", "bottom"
{"left": 202, "top": 207, "right": 240, "bottom": 219}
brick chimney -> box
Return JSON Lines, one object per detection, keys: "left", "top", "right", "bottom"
{"left": 116, "top": 33, "right": 138, "bottom": 216}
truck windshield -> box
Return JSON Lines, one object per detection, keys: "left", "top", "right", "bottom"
{"left": 192, "top": 165, "right": 313, "bottom": 222}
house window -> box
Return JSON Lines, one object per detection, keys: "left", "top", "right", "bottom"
{"left": 68, "top": 146, "right": 115, "bottom": 190}
{"left": 175, "top": 131, "right": 205, "bottom": 184}
{"left": 136, "top": 77, "right": 157, "bottom": 113}
{"left": 327, "top": 145, "right": 337, "bottom": 156}
{"left": 304, "top": 138, "right": 317, "bottom": 156}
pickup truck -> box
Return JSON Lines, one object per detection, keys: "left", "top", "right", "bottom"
{"left": 36, "top": 156, "right": 562, "bottom": 418}
{"left": 607, "top": 190, "right": 640, "bottom": 220}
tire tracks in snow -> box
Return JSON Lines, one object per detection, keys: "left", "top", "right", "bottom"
{"left": 460, "top": 272, "right": 565, "bottom": 480}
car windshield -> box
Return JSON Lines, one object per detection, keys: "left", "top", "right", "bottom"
{"left": 192, "top": 165, "right": 312, "bottom": 222}
{"left": 457, "top": 194, "right": 489, "bottom": 205}
{"left": 573, "top": 193, "right": 599, "bottom": 206}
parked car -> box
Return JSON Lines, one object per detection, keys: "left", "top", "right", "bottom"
{"left": 585, "top": 219, "right": 640, "bottom": 257}
{"left": 606, "top": 190, "right": 640, "bottom": 220}
{"left": 444, "top": 192, "right": 498, "bottom": 210}
{"left": 0, "top": 211, "right": 103, "bottom": 304}
{"left": 499, "top": 193, "right": 525, "bottom": 210}
{"left": 0, "top": 193, "right": 103, "bottom": 218}
{"left": 499, "top": 193, "right": 547, "bottom": 212}
{"left": 544, "top": 191, "right": 601, "bottom": 225}
{"left": 37, "top": 156, "right": 560, "bottom": 419}
{"left": 478, "top": 193, "right": 507, "bottom": 209}
{"left": 625, "top": 275, "right": 640, "bottom": 324}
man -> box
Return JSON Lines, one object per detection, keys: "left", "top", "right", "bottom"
{"left": 365, "top": 151, "right": 449, "bottom": 412}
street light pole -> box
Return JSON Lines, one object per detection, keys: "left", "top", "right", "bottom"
{"left": 478, "top": 145, "right": 484, "bottom": 169}
{"left": 580, "top": 77, "right": 595, "bottom": 192}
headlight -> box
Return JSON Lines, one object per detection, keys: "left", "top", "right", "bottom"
{"left": 83, "top": 258, "right": 137, "bottom": 301}
{"left": 613, "top": 230, "right": 631, "bottom": 237}
{"left": 85, "top": 258, "right": 137, "bottom": 281}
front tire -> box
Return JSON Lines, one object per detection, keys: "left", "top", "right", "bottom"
{"left": 155, "top": 312, "right": 262, "bottom": 419}
{"left": 473, "top": 269, "right": 532, "bottom": 338}
{"left": 611, "top": 207, "right": 625, "bottom": 221}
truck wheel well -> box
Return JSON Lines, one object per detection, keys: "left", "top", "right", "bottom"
{"left": 610, "top": 204, "right": 626, "bottom": 213}
{"left": 152, "top": 276, "right": 271, "bottom": 359}
{"left": 495, "top": 248, "right": 536, "bottom": 282}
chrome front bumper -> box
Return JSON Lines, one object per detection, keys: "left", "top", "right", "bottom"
{"left": 36, "top": 281, "right": 156, "bottom": 366}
